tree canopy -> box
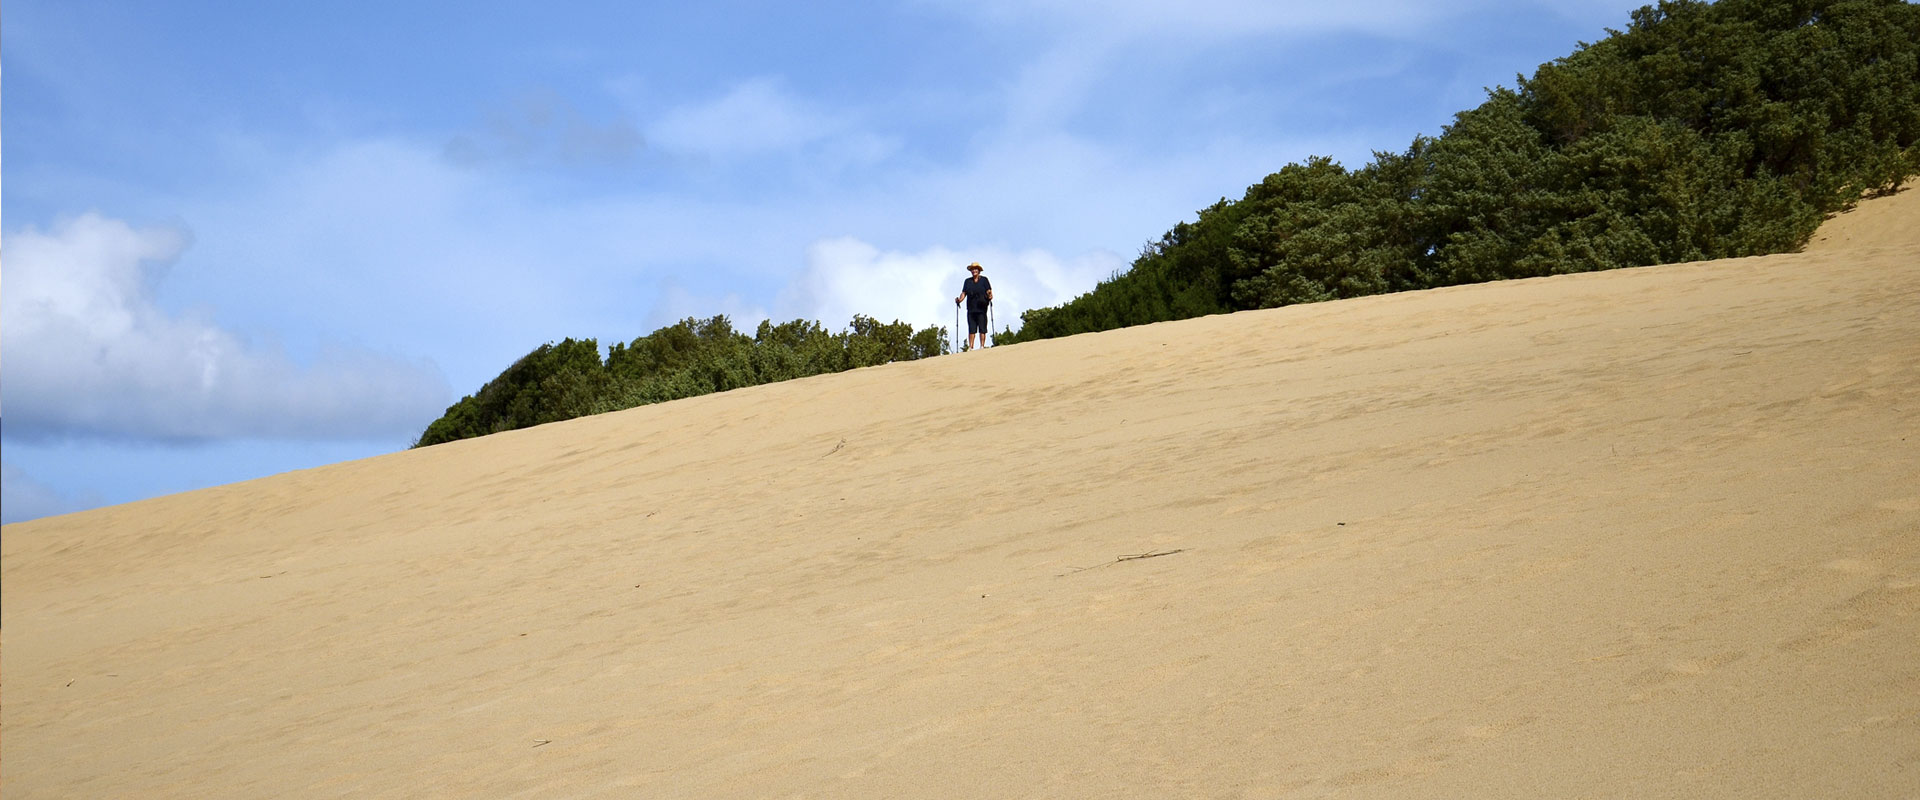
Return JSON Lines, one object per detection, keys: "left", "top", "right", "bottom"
{"left": 416, "top": 315, "right": 945, "bottom": 447}
{"left": 1001, "top": 0, "right": 1920, "bottom": 344}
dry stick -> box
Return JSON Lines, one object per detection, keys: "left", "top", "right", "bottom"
{"left": 766, "top": 437, "right": 849, "bottom": 488}
{"left": 1059, "top": 548, "right": 1186, "bottom": 576}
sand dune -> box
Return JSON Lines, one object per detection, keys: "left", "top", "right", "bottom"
{"left": 5, "top": 190, "right": 1917, "bottom": 798}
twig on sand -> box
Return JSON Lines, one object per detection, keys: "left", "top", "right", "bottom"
{"left": 533, "top": 739, "right": 552, "bottom": 748}
{"left": 823, "top": 438, "right": 847, "bottom": 457}
{"left": 1059, "top": 549, "right": 1186, "bottom": 576}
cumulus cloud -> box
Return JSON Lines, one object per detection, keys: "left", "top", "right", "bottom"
{"left": 1, "top": 214, "right": 451, "bottom": 443}
{"left": 778, "top": 238, "right": 1125, "bottom": 335}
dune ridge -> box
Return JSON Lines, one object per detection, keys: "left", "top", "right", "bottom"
{"left": 4, "top": 191, "right": 1918, "bottom": 798}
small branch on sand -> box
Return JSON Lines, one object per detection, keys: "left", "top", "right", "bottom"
{"left": 1117, "top": 549, "right": 1185, "bottom": 562}
{"left": 823, "top": 438, "right": 847, "bottom": 457}
{"left": 533, "top": 739, "right": 552, "bottom": 748}
{"left": 1059, "top": 549, "right": 1186, "bottom": 576}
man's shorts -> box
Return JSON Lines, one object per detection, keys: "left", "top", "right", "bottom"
{"left": 967, "top": 310, "right": 988, "bottom": 335}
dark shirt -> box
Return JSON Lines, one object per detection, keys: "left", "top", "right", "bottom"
{"left": 961, "top": 275, "right": 992, "bottom": 311}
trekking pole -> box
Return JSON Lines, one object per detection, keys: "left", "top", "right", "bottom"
{"left": 987, "top": 300, "right": 995, "bottom": 347}
{"left": 953, "top": 300, "right": 961, "bottom": 353}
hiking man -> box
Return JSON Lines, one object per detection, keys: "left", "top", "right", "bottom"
{"left": 955, "top": 261, "right": 994, "bottom": 350}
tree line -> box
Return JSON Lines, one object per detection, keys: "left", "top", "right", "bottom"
{"left": 1001, "top": 0, "right": 1920, "bottom": 343}
{"left": 416, "top": 316, "right": 945, "bottom": 447}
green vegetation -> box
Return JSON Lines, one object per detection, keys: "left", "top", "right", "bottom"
{"left": 422, "top": 0, "right": 1919, "bottom": 446}
{"left": 415, "top": 315, "right": 945, "bottom": 447}
{"left": 1002, "top": 0, "right": 1920, "bottom": 344}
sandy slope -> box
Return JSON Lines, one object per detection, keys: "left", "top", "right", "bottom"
{"left": 4, "top": 191, "right": 1917, "bottom": 799}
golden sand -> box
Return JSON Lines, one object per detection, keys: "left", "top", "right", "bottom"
{"left": 5, "top": 190, "right": 1917, "bottom": 798}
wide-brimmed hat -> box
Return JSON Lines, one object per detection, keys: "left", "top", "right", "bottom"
{"left": 967, "top": 262, "right": 983, "bottom": 272}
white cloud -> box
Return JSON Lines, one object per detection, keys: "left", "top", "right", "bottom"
{"left": 649, "top": 78, "right": 832, "bottom": 156}
{"left": 777, "top": 237, "right": 1124, "bottom": 336}
{"left": 0, "top": 214, "right": 451, "bottom": 442}
{"left": 647, "top": 77, "right": 898, "bottom": 163}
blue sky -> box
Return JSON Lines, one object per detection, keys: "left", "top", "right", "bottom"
{"left": 2, "top": 0, "right": 1644, "bottom": 524}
